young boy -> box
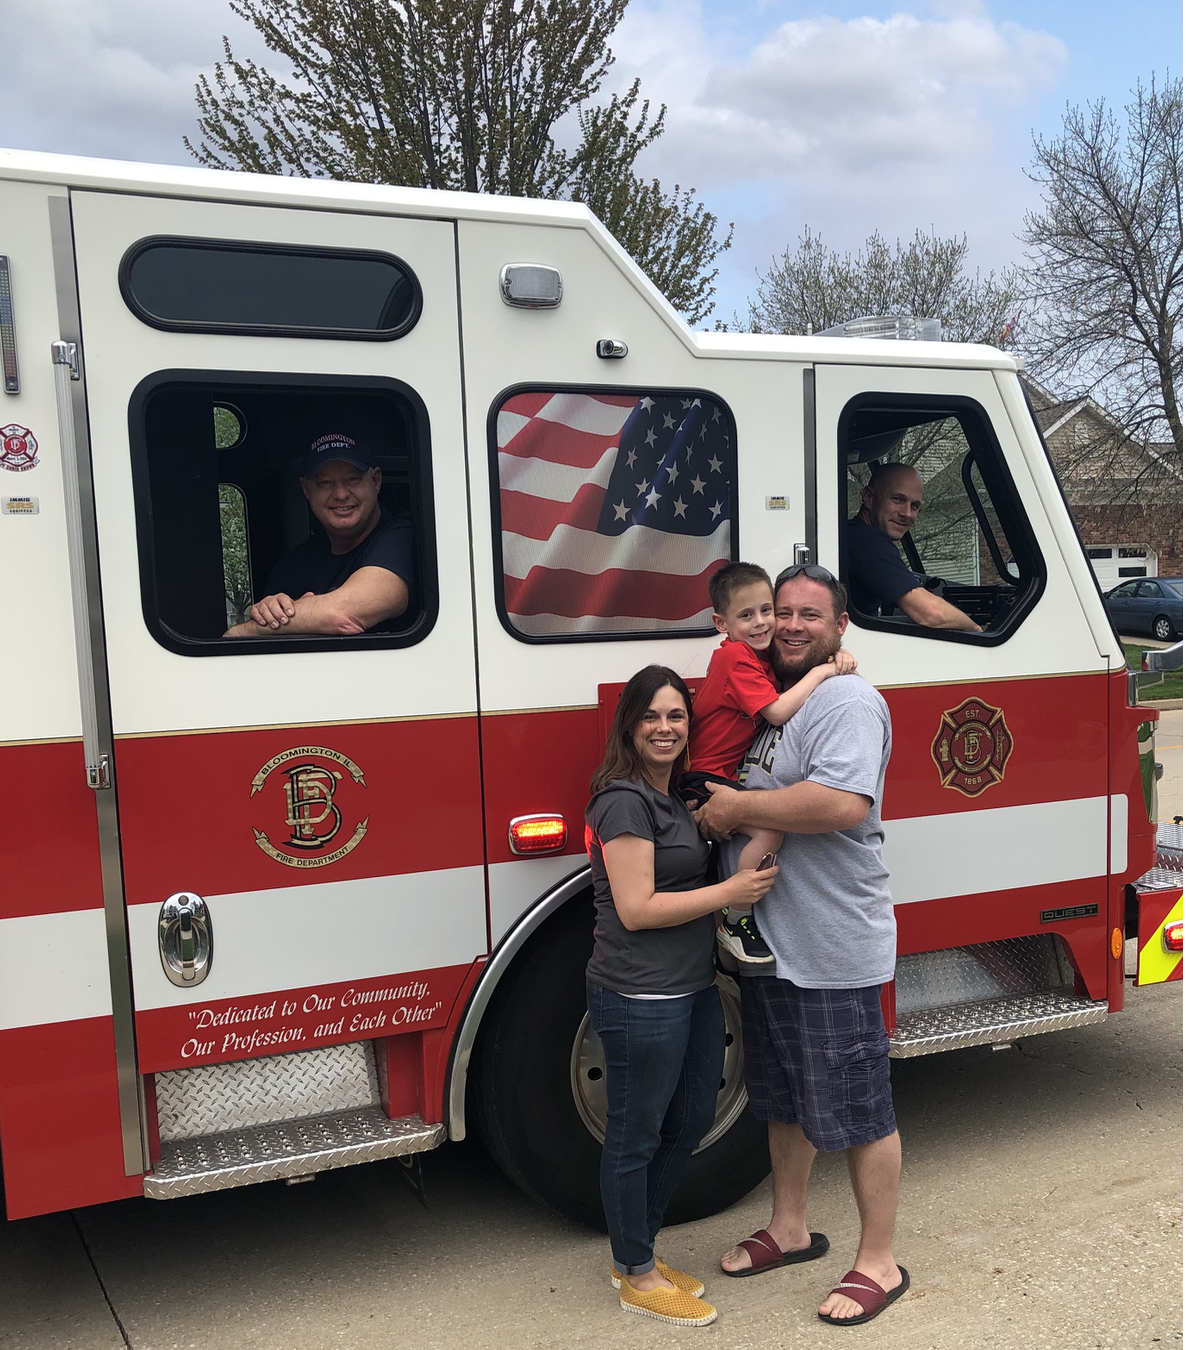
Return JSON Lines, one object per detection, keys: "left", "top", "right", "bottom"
{"left": 685, "top": 561, "right": 856, "bottom": 964}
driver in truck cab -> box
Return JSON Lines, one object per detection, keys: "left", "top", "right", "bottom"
{"left": 846, "top": 463, "right": 982, "bottom": 632}
{"left": 224, "top": 433, "right": 413, "bottom": 638}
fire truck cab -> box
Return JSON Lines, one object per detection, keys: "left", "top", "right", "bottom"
{"left": 0, "top": 149, "right": 1175, "bottom": 1225}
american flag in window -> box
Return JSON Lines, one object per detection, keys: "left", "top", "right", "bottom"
{"left": 494, "top": 390, "right": 735, "bottom": 638}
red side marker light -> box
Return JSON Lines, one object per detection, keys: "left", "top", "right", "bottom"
{"left": 1163, "top": 920, "right": 1183, "bottom": 954}
{"left": 509, "top": 814, "right": 568, "bottom": 855}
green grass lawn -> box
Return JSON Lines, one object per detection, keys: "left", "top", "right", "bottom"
{"left": 1123, "top": 642, "right": 1183, "bottom": 702}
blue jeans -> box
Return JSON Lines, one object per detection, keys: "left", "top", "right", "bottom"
{"left": 587, "top": 982, "right": 726, "bottom": 1275}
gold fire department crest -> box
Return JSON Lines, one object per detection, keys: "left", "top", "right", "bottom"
{"left": 931, "top": 697, "right": 1014, "bottom": 798}
{"left": 249, "top": 746, "right": 368, "bottom": 868}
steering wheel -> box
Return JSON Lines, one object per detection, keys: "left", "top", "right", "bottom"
{"left": 917, "top": 574, "right": 950, "bottom": 598}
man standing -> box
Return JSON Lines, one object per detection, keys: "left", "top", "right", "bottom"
{"left": 696, "top": 564, "right": 908, "bottom": 1327}
{"left": 225, "top": 433, "right": 412, "bottom": 638}
{"left": 848, "top": 462, "right": 980, "bottom": 632}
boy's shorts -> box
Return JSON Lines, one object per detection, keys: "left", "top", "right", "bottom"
{"left": 676, "top": 769, "right": 739, "bottom": 809}
{"left": 740, "top": 975, "right": 896, "bottom": 1152}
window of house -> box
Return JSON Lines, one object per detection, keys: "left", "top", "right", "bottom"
{"left": 120, "top": 238, "right": 422, "bottom": 340}
{"left": 840, "top": 395, "right": 1044, "bottom": 642}
{"left": 129, "top": 372, "right": 436, "bottom": 655}
{"left": 490, "top": 387, "right": 736, "bottom": 640}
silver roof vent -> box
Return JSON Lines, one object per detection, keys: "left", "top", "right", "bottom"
{"left": 818, "top": 315, "right": 942, "bottom": 342}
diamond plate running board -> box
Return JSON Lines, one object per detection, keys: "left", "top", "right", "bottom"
{"left": 144, "top": 1105, "right": 445, "bottom": 1199}
{"left": 889, "top": 991, "right": 1109, "bottom": 1058}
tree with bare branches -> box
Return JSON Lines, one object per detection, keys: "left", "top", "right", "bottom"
{"left": 1022, "top": 78, "right": 1182, "bottom": 460}
{"left": 186, "top": 0, "right": 730, "bottom": 323}
{"left": 736, "top": 228, "right": 1023, "bottom": 344}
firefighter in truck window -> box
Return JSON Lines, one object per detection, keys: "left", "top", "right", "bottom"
{"left": 847, "top": 463, "right": 982, "bottom": 632}
{"left": 224, "top": 433, "right": 413, "bottom": 637}
{"left": 844, "top": 407, "right": 1031, "bottom": 637}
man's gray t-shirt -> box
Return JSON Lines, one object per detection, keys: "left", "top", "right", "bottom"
{"left": 725, "top": 674, "right": 895, "bottom": 989}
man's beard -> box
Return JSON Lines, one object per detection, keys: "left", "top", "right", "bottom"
{"left": 771, "top": 627, "right": 842, "bottom": 687}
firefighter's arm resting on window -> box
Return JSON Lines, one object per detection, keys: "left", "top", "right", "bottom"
{"left": 695, "top": 778, "right": 871, "bottom": 843}
{"left": 894, "top": 585, "right": 982, "bottom": 633}
{"left": 224, "top": 567, "right": 409, "bottom": 637}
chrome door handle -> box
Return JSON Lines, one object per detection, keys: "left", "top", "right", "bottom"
{"left": 159, "top": 893, "right": 212, "bottom": 987}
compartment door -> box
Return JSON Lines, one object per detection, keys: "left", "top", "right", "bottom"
{"left": 69, "top": 190, "right": 486, "bottom": 1076}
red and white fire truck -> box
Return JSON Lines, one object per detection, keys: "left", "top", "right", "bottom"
{"left": 0, "top": 149, "right": 1179, "bottom": 1224}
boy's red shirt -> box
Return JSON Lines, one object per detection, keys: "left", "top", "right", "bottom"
{"left": 688, "top": 637, "right": 779, "bottom": 778}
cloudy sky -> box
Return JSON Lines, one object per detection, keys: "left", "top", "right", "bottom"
{"left": 0, "top": 0, "right": 1179, "bottom": 321}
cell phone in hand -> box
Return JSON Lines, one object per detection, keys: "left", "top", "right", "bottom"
{"left": 757, "top": 852, "right": 778, "bottom": 871}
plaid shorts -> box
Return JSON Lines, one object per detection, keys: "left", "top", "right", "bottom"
{"left": 740, "top": 975, "right": 896, "bottom": 1152}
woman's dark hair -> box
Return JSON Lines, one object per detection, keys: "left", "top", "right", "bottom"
{"left": 590, "top": 665, "right": 693, "bottom": 795}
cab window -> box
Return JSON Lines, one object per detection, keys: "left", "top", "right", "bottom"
{"left": 129, "top": 372, "right": 437, "bottom": 655}
{"left": 490, "top": 387, "right": 737, "bottom": 641}
{"left": 840, "top": 395, "right": 1044, "bottom": 642}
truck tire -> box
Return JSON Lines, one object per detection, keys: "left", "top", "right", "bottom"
{"left": 470, "top": 896, "right": 770, "bottom": 1227}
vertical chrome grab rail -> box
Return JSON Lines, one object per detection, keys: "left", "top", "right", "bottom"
{"left": 48, "top": 194, "right": 146, "bottom": 1177}
{"left": 51, "top": 338, "right": 108, "bottom": 790}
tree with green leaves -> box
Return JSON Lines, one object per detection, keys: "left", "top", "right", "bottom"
{"left": 736, "top": 228, "right": 1023, "bottom": 345}
{"left": 187, "top": 0, "right": 731, "bottom": 323}
{"left": 1022, "top": 77, "right": 1182, "bottom": 459}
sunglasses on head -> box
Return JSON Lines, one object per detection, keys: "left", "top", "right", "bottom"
{"left": 774, "top": 563, "right": 838, "bottom": 587}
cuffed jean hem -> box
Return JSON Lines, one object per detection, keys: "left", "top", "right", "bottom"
{"left": 617, "top": 1258, "right": 656, "bottom": 1276}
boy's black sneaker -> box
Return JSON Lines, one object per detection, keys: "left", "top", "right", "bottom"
{"left": 717, "top": 914, "right": 775, "bottom": 964}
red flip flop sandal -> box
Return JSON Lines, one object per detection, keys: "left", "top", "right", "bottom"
{"left": 818, "top": 1265, "right": 910, "bottom": 1326}
{"left": 721, "top": 1229, "right": 829, "bottom": 1278}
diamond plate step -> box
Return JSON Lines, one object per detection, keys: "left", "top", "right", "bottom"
{"left": 889, "top": 991, "right": 1108, "bottom": 1058}
{"left": 1136, "top": 821, "right": 1182, "bottom": 893}
{"left": 144, "top": 1105, "right": 445, "bottom": 1199}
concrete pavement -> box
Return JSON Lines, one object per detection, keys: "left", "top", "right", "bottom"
{"left": 2, "top": 979, "right": 1180, "bottom": 1350}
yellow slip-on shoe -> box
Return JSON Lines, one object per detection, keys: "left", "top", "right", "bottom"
{"left": 618, "top": 1280, "right": 718, "bottom": 1327}
{"left": 611, "top": 1261, "right": 705, "bottom": 1297}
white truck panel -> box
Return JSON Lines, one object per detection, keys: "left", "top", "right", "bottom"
{"left": 0, "top": 180, "right": 87, "bottom": 743}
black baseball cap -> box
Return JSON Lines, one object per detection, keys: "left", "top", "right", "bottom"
{"left": 302, "top": 433, "right": 375, "bottom": 477}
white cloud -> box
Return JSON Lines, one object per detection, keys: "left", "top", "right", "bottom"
{"left": 0, "top": 0, "right": 1069, "bottom": 320}
{"left": 0, "top": 0, "right": 266, "bottom": 164}
{"left": 604, "top": 2, "right": 1068, "bottom": 318}
{"left": 614, "top": 4, "right": 1067, "bottom": 184}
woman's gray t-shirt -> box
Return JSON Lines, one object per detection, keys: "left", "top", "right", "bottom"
{"left": 585, "top": 778, "right": 717, "bottom": 996}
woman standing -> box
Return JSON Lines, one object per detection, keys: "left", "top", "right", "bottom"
{"left": 586, "top": 665, "right": 777, "bottom": 1327}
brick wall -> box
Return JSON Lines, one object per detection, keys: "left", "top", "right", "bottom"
{"left": 1073, "top": 504, "right": 1182, "bottom": 577}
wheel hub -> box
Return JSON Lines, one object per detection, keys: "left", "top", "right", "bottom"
{"left": 569, "top": 976, "right": 749, "bottom": 1152}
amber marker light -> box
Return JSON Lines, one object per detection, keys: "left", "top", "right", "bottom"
{"left": 509, "top": 814, "right": 568, "bottom": 855}
{"left": 1110, "top": 928, "right": 1124, "bottom": 960}
{"left": 1163, "top": 920, "right": 1183, "bottom": 954}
